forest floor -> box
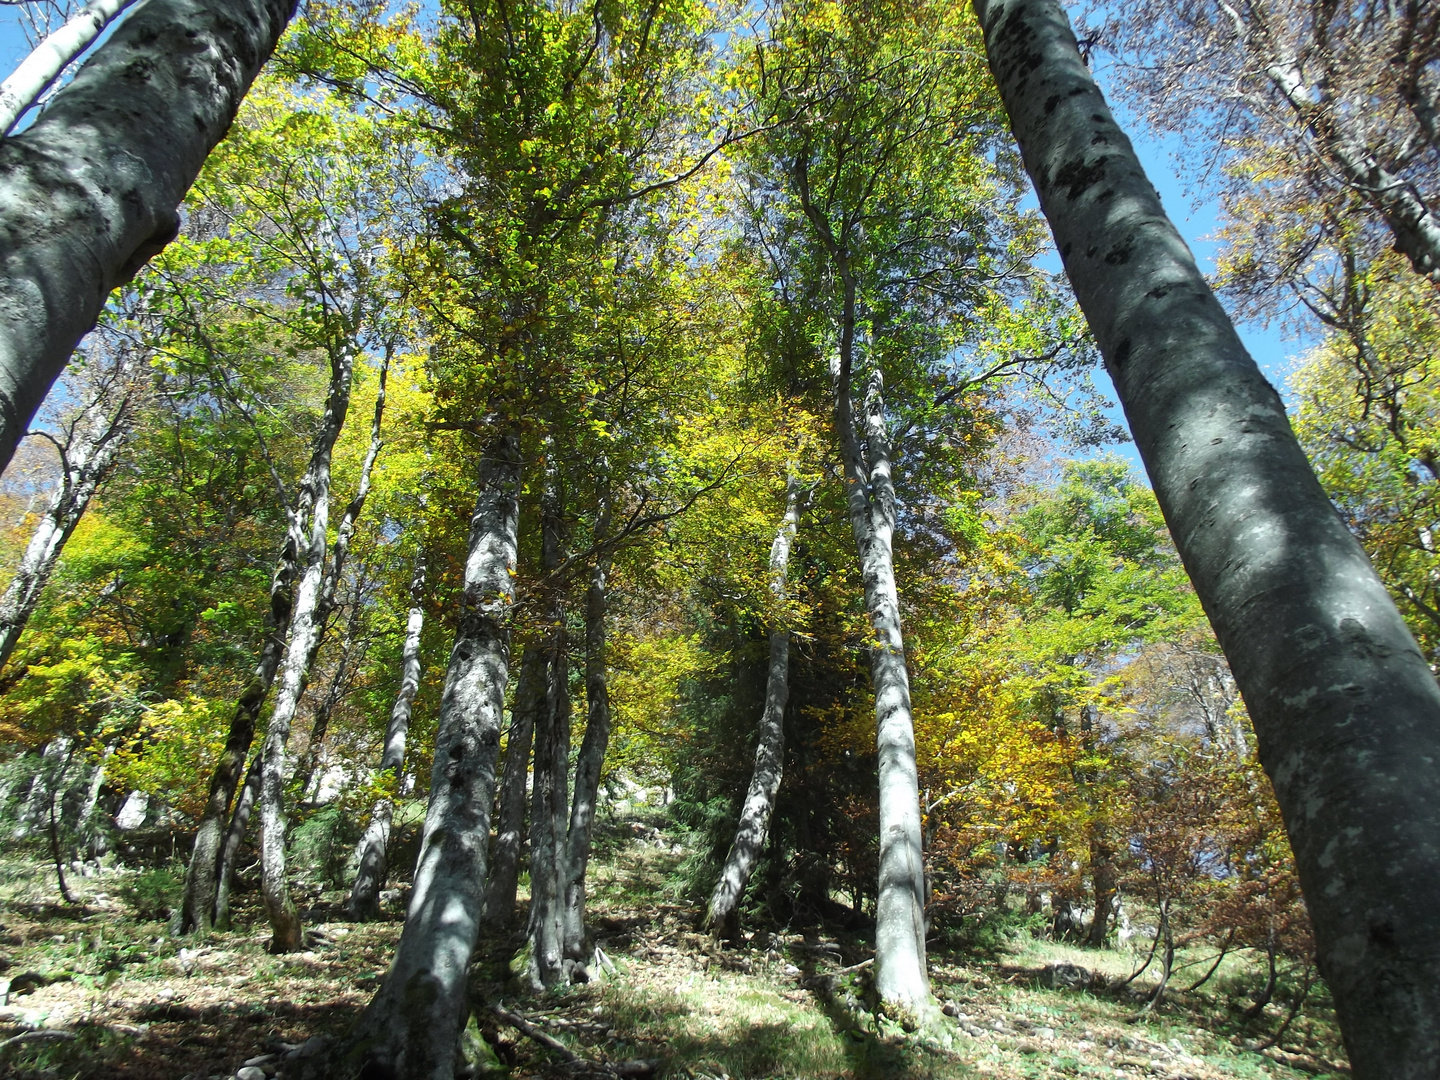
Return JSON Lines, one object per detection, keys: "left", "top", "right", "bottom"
{"left": 0, "top": 810, "right": 1349, "bottom": 1080}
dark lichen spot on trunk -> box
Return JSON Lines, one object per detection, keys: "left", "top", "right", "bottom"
{"left": 1052, "top": 156, "right": 1108, "bottom": 201}
{"left": 1104, "top": 235, "right": 1134, "bottom": 264}
{"left": 1044, "top": 94, "right": 1062, "bottom": 115}
{"left": 1113, "top": 337, "right": 1132, "bottom": 369}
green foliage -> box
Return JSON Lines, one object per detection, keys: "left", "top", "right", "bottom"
{"left": 117, "top": 866, "right": 183, "bottom": 922}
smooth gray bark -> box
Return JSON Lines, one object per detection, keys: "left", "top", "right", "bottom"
{"left": 0, "top": 0, "right": 139, "bottom": 136}
{"left": 348, "top": 544, "right": 428, "bottom": 922}
{"left": 794, "top": 151, "right": 930, "bottom": 1013}
{"left": 345, "top": 431, "right": 520, "bottom": 1080}
{"left": 259, "top": 346, "right": 384, "bottom": 952}
{"left": 974, "top": 0, "right": 1440, "bottom": 1072}
{"left": 705, "top": 477, "right": 805, "bottom": 938}
{"left": 849, "top": 365, "right": 930, "bottom": 1014}
{"left": 484, "top": 640, "right": 544, "bottom": 926}
{"left": 0, "top": 344, "right": 138, "bottom": 672}
{"left": 527, "top": 494, "right": 572, "bottom": 989}
{"left": 258, "top": 443, "right": 334, "bottom": 953}
{"left": 0, "top": 0, "right": 296, "bottom": 477}
{"left": 561, "top": 546, "right": 614, "bottom": 966}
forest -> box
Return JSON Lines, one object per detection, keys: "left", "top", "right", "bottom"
{"left": 0, "top": 0, "right": 1436, "bottom": 1078}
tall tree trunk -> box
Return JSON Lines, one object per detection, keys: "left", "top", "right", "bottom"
{"left": 344, "top": 430, "right": 520, "bottom": 1080}
{"left": 181, "top": 530, "right": 299, "bottom": 934}
{"left": 831, "top": 330, "right": 930, "bottom": 1011}
{"left": 705, "top": 476, "right": 805, "bottom": 938}
{"left": 795, "top": 149, "right": 930, "bottom": 1013}
{"left": 527, "top": 491, "right": 572, "bottom": 989}
{"left": 213, "top": 752, "right": 260, "bottom": 931}
{"left": 0, "top": 0, "right": 140, "bottom": 135}
{"left": 484, "top": 641, "right": 545, "bottom": 927}
{"left": 0, "top": 345, "right": 138, "bottom": 672}
{"left": 974, "top": 0, "right": 1440, "bottom": 1072}
{"left": 1086, "top": 836, "right": 1117, "bottom": 948}
{"left": 259, "top": 345, "right": 384, "bottom": 952}
{"left": 562, "top": 545, "right": 614, "bottom": 967}
{"left": 347, "top": 543, "right": 428, "bottom": 922}
{"left": 0, "top": 0, "right": 296, "bottom": 477}
{"left": 258, "top": 454, "right": 334, "bottom": 954}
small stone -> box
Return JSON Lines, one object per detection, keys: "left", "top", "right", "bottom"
{"left": 242, "top": 1055, "right": 276, "bottom": 1068}
{"left": 1036, "top": 1026, "right": 1056, "bottom": 1040}
{"left": 296, "top": 1036, "right": 329, "bottom": 1058}
{"left": 941, "top": 1001, "right": 959, "bottom": 1017}
{"left": 236, "top": 1068, "right": 267, "bottom": 1080}
{"left": 1041, "top": 963, "right": 1093, "bottom": 989}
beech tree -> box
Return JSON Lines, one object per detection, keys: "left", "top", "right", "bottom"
{"left": 705, "top": 474, "right": 807, "bottom": 937}
{"left": 747, "top": 0, "right": 1059, "bottom": 1015}
{"left": 975, "top": 0, "right": 1440, "bottom": 1073}
{"left": 1105, "top": 0, "right": 1440, "bottom": 284}
{"left": 0, "top": 0, "right": 296, "bottom": 477}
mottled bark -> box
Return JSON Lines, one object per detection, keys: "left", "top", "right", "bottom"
{"left": 562, "top": 546, "right": 614, "bottom": 965}
{"left": 258, "top": 455, "right": 333, "bottom": 954}
{"left": 344, "top": 431, "right": 519, "bottom": 1080}
{"left": 975, "top": 0, "right": 1440, "bottom": 1072}
{"left": 213, "top": 752, "right": 259, "bottom": 931}
{"left": 0, "top": 0, "right": 139, "bottom": 135}
{"left": 259, "top": 345, "right": 383, "bottom": 952}
{"left": 795, "top": 150, "right": 930, "bottom": 1012}
{"left": 527, "top": 493, "right": 572, "bottom": 989}
{"left": 348, "top": 544, "right": 427, "bottom": 922}
{"left": 705, "top": 477, "right": 805, "bottom": 938}
{"left": 484, "top": 641, "right": 545, "bottom": 927}
{"left": 0, "top": 0, "right": 296, "bottom": 477}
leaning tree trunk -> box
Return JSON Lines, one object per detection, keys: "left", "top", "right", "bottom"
{"left": 259, "top": 344, "right": 383, "bottom": 952}
{"left": 484, "top": 640, "right": 545, "bottom": 927}
{"left": 705, "top": 476, "right": 805, "bottom": 938}
{"left": 181, "top": 524, "right": 300, "bottom": 934}
{"left": 796, "top": 148, "right": 931, "bottom": 1012}
{"left": 213, "top": 752, "right": 260, "bottom": 931}
{"left": 344, "top": 430, "right": 520, "bottom": 1080}
{"left": 258, "top": 457, "right": 334, "bottom": 954}
{"left": 561, "top": 545, "right": 614, "bottom": 967}
{"left": 0, "top": 0, "right": 296, "bottom": 477}
{"left": 527, "top": 492, "right": 572, "bottom": 989}
{"left": 974, "top": 0, "right": 1440, "bottom": 1073}
{"left": 848, "top": 364, "right": 930, "bottom": 1015}
{"left": 347, "top": 544, "right": 428, "bottom": 922}
{"left": 0, "top": 354, "right": 136, "bottom": 672}
{"left": 0, "top": 0, "right": 140, "bottom": 135}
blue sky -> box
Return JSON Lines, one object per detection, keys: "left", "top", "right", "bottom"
{"left": 0, "top": 4, "right": 1312, "bottom": 472}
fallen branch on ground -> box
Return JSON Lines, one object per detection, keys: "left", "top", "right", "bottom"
{"left": 0, "top": 1029, "right": 78, "bottom": 1051}
{"left": 489, "top": 1003, "right": 657, "bottom": 1076}
{"left": 801, "top": 957, "right": 874, "bottom": 984}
